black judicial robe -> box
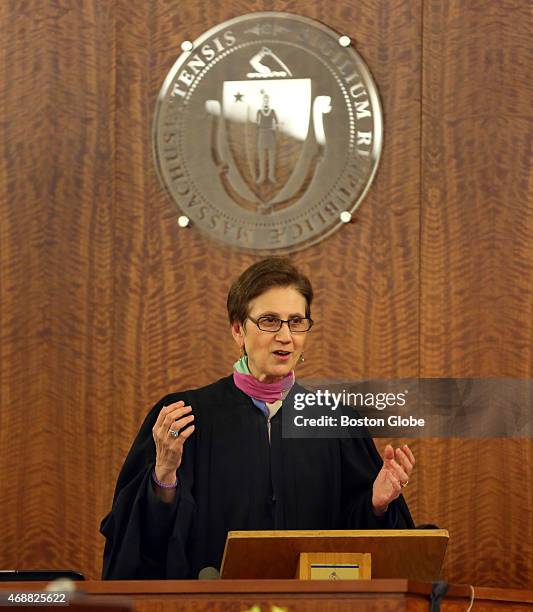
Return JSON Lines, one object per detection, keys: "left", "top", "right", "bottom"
{"left": 100, "top": 375, "right": 415, "bottom": 579}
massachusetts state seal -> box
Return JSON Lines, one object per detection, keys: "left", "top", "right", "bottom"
{"left": 153, "top": 12, "right": 382, "bottom": 252}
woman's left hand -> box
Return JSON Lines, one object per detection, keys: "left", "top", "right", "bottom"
{"left": 371, "top": 444, "right": 415, "bottom": 516}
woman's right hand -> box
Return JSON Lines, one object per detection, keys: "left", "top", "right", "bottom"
{"left": 152, "top": 401, "right": 195, "bottom": 484}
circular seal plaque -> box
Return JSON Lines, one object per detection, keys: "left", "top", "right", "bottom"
{"left": 153, "top": 12, "right": 382, "bottom": 252}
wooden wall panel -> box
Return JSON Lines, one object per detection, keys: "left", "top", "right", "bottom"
{"left": 0, "top": 0, "right": 531, "bottom": 590}
{"left": 0, "top": 0, "right": 51, "bottom": 568}
{"left": 0, "top": 0, "right": 116, "bottom": 576}
{"left": 419, "top": 0, "right": 533, "bottom": 589}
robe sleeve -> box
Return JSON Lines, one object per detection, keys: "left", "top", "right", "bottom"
{"left": 100, "top": 393, "right": 197, "bottom": 579}
{"left": 339, "top": 435, "right": 415, "bottom": 530}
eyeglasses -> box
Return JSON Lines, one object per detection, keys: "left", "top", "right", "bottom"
{"left": 247, "top": 315, "right": 314, "bottom": 333}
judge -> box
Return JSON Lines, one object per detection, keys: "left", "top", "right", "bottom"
{"left": 100, "top": 258, "right": 416, "bottom": 579}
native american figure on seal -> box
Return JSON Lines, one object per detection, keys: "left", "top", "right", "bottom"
{"left": 256, "top": 90, "right": 279, "bottom": 185}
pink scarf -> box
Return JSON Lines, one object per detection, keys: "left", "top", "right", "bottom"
{"left": 233, "top": 356, "right": 294, "bottom": 403}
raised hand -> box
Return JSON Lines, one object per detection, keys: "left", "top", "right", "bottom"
{"left": 371, "top": 444, "right": 415, "bottom": 516}
{"left": 152, "top": 401, "right": 195, "bottom": 485}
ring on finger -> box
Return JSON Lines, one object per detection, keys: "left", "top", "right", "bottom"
{"left": 401, "top": 480, "right": 409, "bottom": 488}
{"left": 168, "top": 428, "right": 180, "bottom": 439}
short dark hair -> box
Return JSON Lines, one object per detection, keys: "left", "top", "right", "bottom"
{"left": 227, "top": 258, "right": 313, "bottom": 324}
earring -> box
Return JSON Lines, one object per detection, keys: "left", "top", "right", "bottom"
{"left": 240, "top": 346, "right": 247, "bottom": 358}
{"left": 299, "top": 353, "right": 305, "bottom": 363}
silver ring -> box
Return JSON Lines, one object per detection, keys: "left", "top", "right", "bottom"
{"left": 168, "top": 429, "right": 180, "bottom": 439}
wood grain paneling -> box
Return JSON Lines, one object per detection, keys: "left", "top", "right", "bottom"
{"left": 0, "top": 0, "right": 116, "bottom": 575}
{"left": 0, "top": 0, "right": 48, "bottom": 566}
{"left": 419, "top": 0, "right": 533, "bottom": 589}
{"left": 0, "top": 0, "right": 531, "bottom": 589}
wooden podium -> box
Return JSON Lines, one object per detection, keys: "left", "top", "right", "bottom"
{"left": 2, "top": 527, "right": 532, "bottom": 611}
{"left": 221, "top": 529, "right": 449, "bottom": 581}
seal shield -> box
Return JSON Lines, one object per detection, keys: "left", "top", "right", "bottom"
{"left": 153, "top": 12, "right": 382, "bottom": 252}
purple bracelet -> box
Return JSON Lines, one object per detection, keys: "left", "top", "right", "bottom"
{"left": 152, "top": 468, "right": 179, "bottom": 489}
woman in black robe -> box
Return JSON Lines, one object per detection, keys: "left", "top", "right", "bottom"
{"left": 100, "top": 258, "right": 416, "bottom": 579}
